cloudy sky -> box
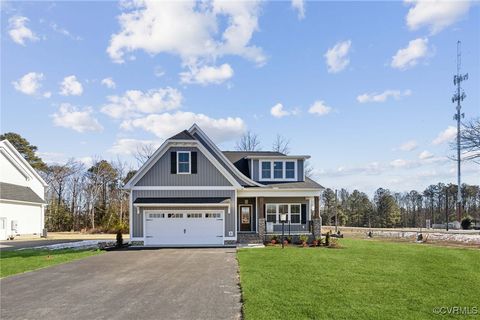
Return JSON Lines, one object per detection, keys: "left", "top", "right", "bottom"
{"left": 1, "top": 0, "right": 479, "bottom": 194}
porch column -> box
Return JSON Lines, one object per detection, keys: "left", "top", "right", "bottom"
{"left": 313, "top": 196, "right": 322, "bottom": 238}
{"left": 258, "top": 197, "right": 265, "bottom": 242}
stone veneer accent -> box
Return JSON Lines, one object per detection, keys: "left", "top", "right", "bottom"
{"left": 313, "top": 218, "right": 322, "bottom": 238}
{"left": 258, "top": 218, "right": 266, "bottom": 242}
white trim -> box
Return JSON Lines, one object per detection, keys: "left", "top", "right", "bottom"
{"left": 233, "top": 189, "right": 237, "bottom": 237}
{"left": 0, "top": 140, "right": 48, "bottom": 187}
{"left": 131, "top": 186, "right": 237, "bottom": 191}
{"left": 245, "top": 155, "right": 310, "bottom": 160}
{"left": 129, "top": 190, "right": 133, "bottom": 240}
{"left": 124, "top": 140, "right": 242, "bottom": 189}
{"left": 188, "top": 124, "right": 263, "bottom": 187}
{"left": 176, "top": 151, "right": 191, "bottom": 174}
{"left": 0, "top": 199, "right": 44, "bottom": 206}
{"left": 259, "top": 160, "right": 297, "bottom": 182}
{"left": 238, "top": 188, "right": 321, "bottom": 198}
{"left": 134, "top": 203, "right": 230, "bottom": 208}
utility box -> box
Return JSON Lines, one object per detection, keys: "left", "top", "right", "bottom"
{"left": 11, "top": 220, "right": 18, "bottom": 233}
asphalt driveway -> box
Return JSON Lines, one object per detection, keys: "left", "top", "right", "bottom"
{"left": 0, "top": 248, "right": 241, "bottom": 320}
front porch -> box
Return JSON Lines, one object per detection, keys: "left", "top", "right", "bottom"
{"left": 236, "top": 196, "right": 321, "bottom": 243}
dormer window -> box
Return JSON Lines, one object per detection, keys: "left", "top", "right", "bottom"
{"left": 177, "top": 151, "right": 191, "bottom": 174}
{"left": 259, "top": 160, "right": 297, "bottom": 181}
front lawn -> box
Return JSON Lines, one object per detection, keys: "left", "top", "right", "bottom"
{"left": 237, "top": 239, "right": 480, "bottom": 320}
{"left": 0, "top": 249, "right": 103, "bottom": 278}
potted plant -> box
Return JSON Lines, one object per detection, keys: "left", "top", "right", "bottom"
{"left": 312, "top": 236, "right": 321, "bottom": 247}
{"left": 299, "top": 234, "right": 309, "bottom": 247}
{"left": 283, "top": 239, "right": 289, "bottom": 246}
{"left": 286, "top": 236, "right": 293, "bottom": 244}
{"left": 270, "top": 235, "right": 278, "bottom": 245}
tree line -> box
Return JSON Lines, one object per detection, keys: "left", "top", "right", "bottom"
{"left": 321, "top": 184, "right": 479, "bottom": 229}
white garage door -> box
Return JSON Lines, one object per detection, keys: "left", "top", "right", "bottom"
{"left": 144, "top": 210, "right": 224, "bottom": 246}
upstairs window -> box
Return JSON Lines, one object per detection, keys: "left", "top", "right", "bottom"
{"left": 274, "top": 161, "right": 283, "bottom": 179}
{"left": 285, "top": 161, "right": 295, "bottom": 179}
{"left": 261, "top": 161, "right": 271, "bottom": 179}
{"left": 177, "top": 151, "right": 190, "bottom": 174}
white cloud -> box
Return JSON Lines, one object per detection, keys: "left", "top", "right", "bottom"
{"left": 308, "top": 100, "right": 333, "bottom": 116}
{"left": 324, "top": 40, "right": 351, "bottom": 73}
{"left": 101, "top": 77, "right": 116, "bottom": 89}
{"left": 50, "top": 22, "right": 82, "bottom": 40}
{"left": 107, "top": 1, "right": 265, "bottom": 67}
{"left": 390, "top": 159, "right": 409, "bottom": 168}
{"left": 419, "top": 150, "right": 434, "bottom": 160}
{"left": 432, "top": 126, "right": 457, "bottom": 145}
{"left": 12, "top": 72, "right": 44, "bottom": 95}
{"left": 405, "top": 0, "right": 471, "bottom": 35}
{"left": 120, "top": 111, "right": 245, "bottom": 143}
{"left": 291, "top": 0, "right": 305, "bottom": 20}
{"left": 180, "top": 63, "right": 234, "bottom": 85}
{"left": 59, "top": 75, "right": 84, "bottom": 96}
{"left": 399, "top": 140, "right": 418, "bottom": 151}
{"left": 357, "top": 89, "right": 412, "bottom": 103}
{"left": 270, "top": 103, "right": 299, "bottom": 118}
{"left": 391, "top": 38, "right": 430, "bottom": 70}
{"left": 43, "top": 91, "right": 52, "bottom": 98}
{"left": 108, "top": 138, "right": 160, "bottom": 155}
{"left": 101, "top": 87, "right": 183, "bottom": 119}
{"left": 154, "top": 66, "right": 165, "bottom": 77}
{"left": 52, "top": 103, "right": 103, "bottom": 133}
{"left": 8, "top": 16, "right": 39, "bottom": 45}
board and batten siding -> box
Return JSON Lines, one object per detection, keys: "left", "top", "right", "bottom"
{"left": 136, "top": 147, "right": 232, "bottom": 187}
{"left": 131, "top": 190, "right": 236, "bottom": 238}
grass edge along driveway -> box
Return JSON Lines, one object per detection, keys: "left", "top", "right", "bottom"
{"left": 0, "top": 248, "right": 103, "bottom": 278}
{"left": 237, "top": 238, "right": 480, "bottom": 320}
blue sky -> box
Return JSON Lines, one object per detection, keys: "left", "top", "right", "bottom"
{"left": 1, "top": 1, "right": 479, "bottom": 194}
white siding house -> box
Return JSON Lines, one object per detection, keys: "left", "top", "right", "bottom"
{"left": 0, "top": 140, "right": 47, "bottom": 240}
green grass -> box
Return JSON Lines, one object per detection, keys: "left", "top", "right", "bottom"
{"left": 0, "top": 248, "right": 103, "bottom": 278}
{"left": 237, "top": 239, "right": 480, "bottom": 320}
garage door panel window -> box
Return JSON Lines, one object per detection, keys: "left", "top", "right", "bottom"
{"left": 187, "top": 213, "right": 202, "bottom": 218}
{"left": 148, "top": 213, "right": 165, "bottom": 218}
{"left": 167, "top": 213, "right": 183, "bottom": 218}
{"left": 205, "top": 213, "right": 221, "bottom": 218}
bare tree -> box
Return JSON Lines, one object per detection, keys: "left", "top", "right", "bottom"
{"left": 304, "top": 160, "right": 315, "bottom": 179}
{"left": 459, "top": 118, "right": 480, "bottom": 163}
{"left": 134, "top": 144, "right": 156, "bottom": 167}
{"left": 272, "top": 134, "right": 290, "bottom": 154}
{"left": 235, "top": 131, "right": 261, "bottom": 151}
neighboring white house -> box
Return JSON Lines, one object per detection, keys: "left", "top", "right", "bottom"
{"left": 0, "top": 140, "right": 47, "bottom": 240}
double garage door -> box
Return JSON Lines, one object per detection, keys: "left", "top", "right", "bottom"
{"left": 144, "top": 210, "right": 224, "bottom": 246}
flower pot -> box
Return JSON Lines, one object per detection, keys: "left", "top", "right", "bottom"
{"left": 271, "top": 240, "right": 276, "bottom": 245}
{"left": 312, "top": 240, "right": 318, "bottom": 247}
{"left": 302, "top": 241, "right": 307, "bottom": 247}
{"left": 283, "top": 240, "right": 288, "bottom": 246}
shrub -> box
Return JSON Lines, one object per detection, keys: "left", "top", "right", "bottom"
{"left": 461, "top": 216, "right": 473, "bottom": 230}
{"left": 299, "top": 234, "right": 309, "bottom": 246}
{"left": 286, "top": 236, "right": 293, "bottom": 243}
{"left": 116, "top": 231, "right": 123, "bottom": 247}
{"left": 325, "top": 232, "right": 330, "bottom": 247}
{"left": 329, "top": 238, "right": 340, "bottom": 248}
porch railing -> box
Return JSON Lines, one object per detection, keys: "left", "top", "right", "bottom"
{"left": 264, "top": 220, "right": 313, "bottom": 235}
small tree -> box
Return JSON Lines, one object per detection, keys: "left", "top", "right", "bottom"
{"left": 461, "top": 216, "right": 472, "bottom": 230}
{"left": 235, "top": 131, "right": 261, "bottom": 151}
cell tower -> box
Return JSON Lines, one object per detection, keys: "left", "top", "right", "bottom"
{"left": 451, "top": 40, "right": 468, "bottom": 221}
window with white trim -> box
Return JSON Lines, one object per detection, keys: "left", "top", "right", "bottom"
{"left": 261, "top": 161, "right": 271, "bottom": 179}
{"left": 273, "top": 161, "right": 283, "bottom": 179}
{"left": 266, "top": 204, "right": 277, "bottom": 223}
{"left": 285, "top": 161, "right": 295, "bottom": 179}
{"left": 259, "top": 160, "right": 297, "bottom": 181}
{"left": 265, "top": 204, "right": 302, "bottom": 224}
{"left": 177, "top": 151, "right": 190, "bottom": 174}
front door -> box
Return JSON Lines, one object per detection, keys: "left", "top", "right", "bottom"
{"left": 239, "top": 205, "right": 252, "bottom": 232}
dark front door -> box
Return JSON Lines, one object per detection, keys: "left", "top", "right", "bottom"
{"left": 239, "top": 205, "right": 252, "bottom": 232}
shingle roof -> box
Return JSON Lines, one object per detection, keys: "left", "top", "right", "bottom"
{"left": 222, "top": 151, "right": 285, "bottom": 164}
{"left": 259, "top": 177, "right": 324, "bottom": 189}
{"left": 168, "top": 130, "right": 196, "bottom": 141}
{"left": 134, "top": 197, "right": 230, "bottom": 204}
{"left": 0, "top": 182, "right": 45, "bottom": 204}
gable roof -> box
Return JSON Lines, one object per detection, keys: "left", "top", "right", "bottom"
{"left": 0, "top": 140, "right": 48, "bottom": 187}
{"left": 0, "top": 182, "right": 45, "bottom": 204}
{"left": 168, "top": 130, "right": 196, "bottom": 141}
{"left": 222, "top": 151, "right": 285, "bottom": 164}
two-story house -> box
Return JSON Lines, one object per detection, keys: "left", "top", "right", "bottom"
{"left": 125, "top": 124, "right": 323, "bottom": 246}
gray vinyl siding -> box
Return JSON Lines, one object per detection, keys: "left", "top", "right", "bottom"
{"left": 193, "top": 133, "right": 248, "bottom": 186}
{"left": 131, "top": 190, "right": 236, "bottom": 238}
{"left": 297, "top": 160, "right": 304, "bottom": 181}
{"left": 136, "top": 147, "right": 232, "bottom": 187}
{"left": 252, "top": 160, "right": 259, "bottom": 180}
